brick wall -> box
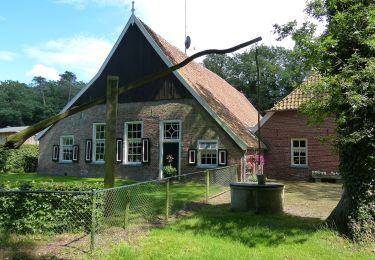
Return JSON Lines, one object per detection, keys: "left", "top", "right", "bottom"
{"left": 37, "top": 99, "right": 244, "bottom": 180}
{"left": 260, "top": 110, "right": 339, "bottom": 180}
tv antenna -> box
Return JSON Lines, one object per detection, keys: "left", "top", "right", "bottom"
{"left": 184, "top": 0, "right": 191, "bottom": 53}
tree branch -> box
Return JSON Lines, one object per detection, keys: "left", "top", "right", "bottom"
{"left": 5, "top": 36, "right": 262, "bottom": 149}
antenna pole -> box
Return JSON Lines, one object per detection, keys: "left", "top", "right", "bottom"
{"left": 184, "top": 0, "right": 187, "bottom": 54}
{"left": 255, "top": 47, "right": 261, "bottom": 175}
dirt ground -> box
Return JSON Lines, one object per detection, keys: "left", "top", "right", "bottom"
{"left": 208, "top": 181, "right": 342, "bottom": 220}
{"left": 0, "top": 181, "right": 342, "bottom": 259}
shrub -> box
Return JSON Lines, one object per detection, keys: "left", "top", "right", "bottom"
{"left": 0, "top": 181, "right": 104, "bottom": 234}
{"left": 0, "top": 144, "right": 38, "bottom": 173}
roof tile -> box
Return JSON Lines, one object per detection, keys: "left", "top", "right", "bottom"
{"left": 143, "top": 23, "right": 261, "bottom": 149}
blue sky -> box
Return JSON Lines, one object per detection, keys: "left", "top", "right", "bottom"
{"left": 0, "top": 0, "right": 307, "bottom": 84}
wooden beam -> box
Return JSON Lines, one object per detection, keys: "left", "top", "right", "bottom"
{"left": 104, "top": 76, "right": 119, "bottom": 188}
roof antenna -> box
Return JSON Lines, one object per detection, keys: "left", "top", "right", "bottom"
{"left": 184, "top": 0, "right": 191, "bottom": 53}
{"left": 131, "top": 1, "right": 135, "bottom": 15}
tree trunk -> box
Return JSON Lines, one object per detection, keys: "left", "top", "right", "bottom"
{"left": 104, "top": 76, "right": 119, "bottom": 188}
{"left": 326, "top": 188, "right": 352, "bottom": 236}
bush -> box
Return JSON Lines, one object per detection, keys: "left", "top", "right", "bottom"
{"left": 0, "top": 144, "right": 38, "bottom": 173}
{"left": 0, "top": 181, "right": 104, "bottom": 234}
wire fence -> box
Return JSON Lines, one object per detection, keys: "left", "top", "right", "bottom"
{"left": 0, "top": 165, "right": 239, "bottom": 252}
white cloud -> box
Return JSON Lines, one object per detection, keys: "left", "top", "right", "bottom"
{"left": 0, "top": 51, "right": 16, "bottom": 61}
{"left": 25, "top": 35, "right": 113, "bottom": 81}
{"left": 26, "top": 64, "right": 61, "bottom": 80}
{"left": 134, "top": 0, "right": 308, "bottom": 54}
{"left": 56, "top": 0, "right": 128, "bottom": 9}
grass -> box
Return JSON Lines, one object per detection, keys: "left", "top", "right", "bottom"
{"left": 99, "top": 205, "right": 375, "bottom": 260}
{"left": 0, "top": 172, "right": 134, "bottom": 186}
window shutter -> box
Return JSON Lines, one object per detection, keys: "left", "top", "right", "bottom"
{"left": 116, "top": 138, "right": 123, "bottom": 162}
{"left": 72, "top": 145, "right": 79, "bottom": 162}
{"left": 188, "top": 149, "right": 197, "bottom": 165}
{"left": 218, "top": 149, "right": 227, "bottom": 166}
{"left": 142, "top": 138, "right": 150, "bottom": 164}
{"left": 52, "top": 145, "right": 59, "bottom": 161}
{"left": 85, "top": 139, "right": 92, "bottom": 162}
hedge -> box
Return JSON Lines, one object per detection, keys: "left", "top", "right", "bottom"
{"left": 0, "top": 181, "right": 104, "bottom": 234}
{"left": 0, "top": 144, "right": 39, "bottom": 173}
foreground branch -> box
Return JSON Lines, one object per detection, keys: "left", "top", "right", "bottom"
{"left": 5, "top": 36, "right": 262, "bottom": 148}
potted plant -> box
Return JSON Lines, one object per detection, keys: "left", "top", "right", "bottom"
{"left": 163, "top": 154, "right": 177, "bottom": 178}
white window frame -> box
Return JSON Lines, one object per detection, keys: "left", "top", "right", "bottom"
{"left": 93, "top": 123, "right": 105, "bottom": 163}
{"left": 291, "top": 138, "right": 308, "bottom": 167}
{"left": 162, "top": 120, "right": 181, "bottom": 142}
{"left": 59, "top": 135, "right": 74, "bottom": 163}
{"left": 124, "top": 121, "right": 143, "bottom": 165}
{"left": 197, "top": 140, "right": 218, "bottom": 168}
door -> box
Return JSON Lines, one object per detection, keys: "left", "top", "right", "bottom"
{"left": 162, "top": 142, "right": 179, "bottom": 173}
{"left": 160, "top": 121, "right": 181, "bottom": 178}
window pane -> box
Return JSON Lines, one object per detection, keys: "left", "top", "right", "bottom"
{"left": 164, "top": 122, "right": 180, "bottom": 140}
{"left": 300, "top": 140, "right": 306, "bottom": 147}
{"left": 126, "top": 122, "right": 142, "bottom": 163}
{"left": 293, "top": 140, "right": 299, "bottom": 147}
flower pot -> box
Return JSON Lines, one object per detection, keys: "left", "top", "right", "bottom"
{"left": 256, "top": 174, "right": 266, "bottom": 185}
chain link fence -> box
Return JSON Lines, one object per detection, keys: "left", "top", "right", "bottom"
{"left": 0, "top": 165, "right": 239, "bottom": 252}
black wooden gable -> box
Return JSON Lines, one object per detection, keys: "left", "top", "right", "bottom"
{"left": 72, "top": 23, "right": 191, "bottom": 107}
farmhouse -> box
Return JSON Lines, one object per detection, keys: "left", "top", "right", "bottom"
{"left": 37, "top": 13, "right": 264, "bottom": 180}
{"left": 0, "top": 126, "right": 38, "bottom": 145}
{"left": 251, "top": 76, "right": 339, "bottom": 180}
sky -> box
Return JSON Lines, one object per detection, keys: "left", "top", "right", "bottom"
{"left": 0, "top": 0, "right": 308, "bottom": 84}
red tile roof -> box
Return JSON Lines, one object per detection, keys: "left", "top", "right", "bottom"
{"left": 269, "top": 74, "right": 320, "bottom": 111}
{"left": 143, "top": 23, "right": 261, "bottom": 149}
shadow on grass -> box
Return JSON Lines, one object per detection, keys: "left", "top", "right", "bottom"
{"left": 0, "top": 231, "right": 42, "bottom": 260}
{"left": 166, "top": 202, "right": 324, "bottom": 249}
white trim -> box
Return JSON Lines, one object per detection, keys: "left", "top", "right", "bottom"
{"left": 59, "top": 135, "right": 74, "bottom": 163}
{"left": 123, "top": 121, "right": 143, "bottom": 165}
{"left": 37, "top": 15, "right": 137, "bottom": 140}
{"left": 197, "top": 139, "right": 219, "bottom": 168}
{"left": 159, "top": 120, "right": 182, "bottom": 178}
{"left": 135, "top": 19, "right": 249, "bottom": 150}
{"left": 92, "top": 123, "right": 105, "bottom": 163}
{"left": 249, "top": 111, "right": 275, "bottom": 133}
{"left": 291, "top": 138, "right": 308, "bottom": 167}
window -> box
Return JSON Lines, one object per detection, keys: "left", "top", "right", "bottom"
{"left": 124, "top": 122, "right": 143, "bottom": 164}
{"left": 188, "top": 149, "right": 197, "bottom": 165}
{"left": 93, "top": 123, "right": 105, "bottom": 162}
{"left": 197, "top": 140, "right": 218, "bottom": 167}
{"left": 163, "top": 122, "right": 180, "bottom": 141}
{"left": 85, "top": 139, "right": 92, "bottom": 162}
{"left": 218, "top": 149, "right": 227, "bottom": 166}
{"left": 142, "top": 138, "right": 150, "bottom": 164}
{"left": 60, "top": 136, "right": 74, "bottom": 162}
{"left": 291, "top": 139, "right": 308, "bottom": 166}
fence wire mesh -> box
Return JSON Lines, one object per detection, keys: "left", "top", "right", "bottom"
{"left": 0, "top": 165, "right": 238, "bottom": 252}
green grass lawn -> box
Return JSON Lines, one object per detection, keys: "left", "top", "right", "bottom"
{"left": 98, "top": 205, "right": 375, "bottom": 260}
{"left": 0, "top": 172, "right": 134, "bottom": 186}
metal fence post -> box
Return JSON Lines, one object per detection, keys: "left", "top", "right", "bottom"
{"left": 205, "top": 170, "right": 210, "bottom": 203}
{"left": 165, "top": 179, "right": 170, "bottom": 221}
{"left": 235, "top": 165, "right": 239, "bottom": 182}
{"left": 123, "top": 189, "right": 130, "bottom": 229}
{"left": 90, "top": 189, "right": 96, "bottom": 251}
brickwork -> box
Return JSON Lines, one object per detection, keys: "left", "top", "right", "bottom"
{"left": 260, "top": 110, "right": 339, "bottom": 180}
{"left": 38, "top": 99, "right": 244, "bottom": 180}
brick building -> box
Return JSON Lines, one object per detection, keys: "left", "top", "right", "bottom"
{"left": 37, "top": 14, "right": 264, "bottom": 180}
{"left": 0, "top": 126, "right": 38, "bottom": 145}
{"left": 251, "top": 76, "right": 339, "bottom": 180}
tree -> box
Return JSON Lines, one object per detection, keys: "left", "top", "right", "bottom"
{"left": 274, "top": 0, "right": 375, "bottom": 241}
{"left": 203, "top": 45, "right": 309, "bottom": 111}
